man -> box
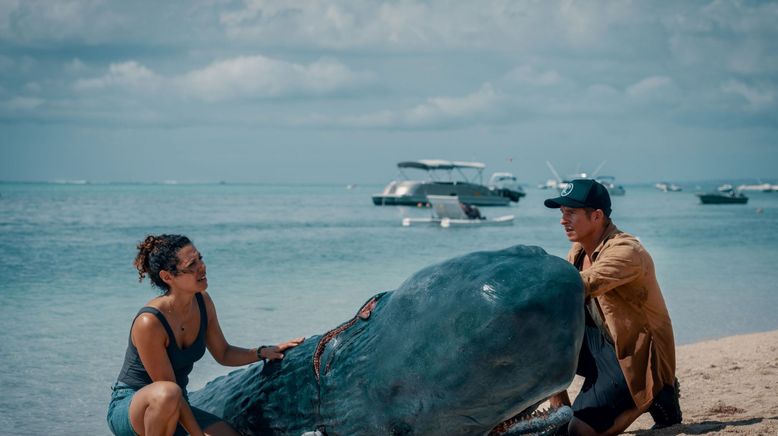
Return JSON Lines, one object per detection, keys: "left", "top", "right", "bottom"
{"left": 544, "top": 179, "right": 681, "bottom": 436}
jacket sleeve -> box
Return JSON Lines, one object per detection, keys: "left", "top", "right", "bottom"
{"left": 580, "top": 239, "right": 643, "bottom": 298}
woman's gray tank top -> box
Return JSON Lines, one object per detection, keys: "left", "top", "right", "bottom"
{"left": 116, "top": 292, "right": 207, "bottom": 391}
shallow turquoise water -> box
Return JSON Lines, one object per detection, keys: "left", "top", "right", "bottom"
{"left": 1, "top": 182, "right": 777, "bottom": 434}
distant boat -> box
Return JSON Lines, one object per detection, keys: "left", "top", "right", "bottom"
{"left": 546, "top": 161, "right": 626, "bottom": 196}
{"left": 595, "top": 176, "right": 626, "bottom": 196}
{"left": 487, "top": 172, "right": 526, "bottom": 200}
{"left": 537, "top": 179, "right": 558, "bottom": 190}
{"left": 372, "top": 160, "right": 525, "bottom": 207}
{"left": 655, "top": 182, "right": 682, "bottom": 192}
{"left": 717, "top": 184, "right": 734, "bottom": 192}
{"left": 401, "top": 195, "right": 514, "bottom": 228}
{"left": 697, "top": 185, "right": 748, "bottom": 204}
{"left": 737, "top": 183, "right": 774, "bottom": 192}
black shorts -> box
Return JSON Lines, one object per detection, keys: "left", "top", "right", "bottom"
{"left": 572, "top": 321, "right": 635, "bottom": 433}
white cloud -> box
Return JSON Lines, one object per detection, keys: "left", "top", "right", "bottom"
{"left": 74, "top": 61, "right": 159, "bottom": 91}
{"left": 176, "top": 55, "right": 372, "bottom": 102}
{"left": 626, "top": 76, "right": 674, "bottom": 98}
{"left": 0, "top": 0, "right": 127, "bottom": 44}
{"left": 2, "top": 96, "right": 44, "bottom": 110}
{"left": 324, "top": 83, "right": 502, "bottom": 128}
{"left": 0, "top": 0, "right": 21, "bottom": 37}
{"left": 587, "top": 84, "right": 620, "bottom": 98}
{"left": 506, "top": 66, "right": 562, "bottom": 86}
{"left": 722, "top": 80, "right": 775, "bottom": 110}
{"left": 70, "top": 55, "right": 372, "bottom": 102}
{"left": 220, "top": 1, "right": 437, "bottom": 49}
{"left": 64, "top": 58, "right": 89, "bottom": 74}
{"left": 664, "top": 1, "right": 778, "bottom": 73}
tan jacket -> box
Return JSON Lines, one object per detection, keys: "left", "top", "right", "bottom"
{"left": 568, "top": 223, "right": 676, "bottom": 410}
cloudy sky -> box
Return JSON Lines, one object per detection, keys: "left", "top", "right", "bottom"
{"left": 1, "top": 0, "right": 777, "bottom": 184}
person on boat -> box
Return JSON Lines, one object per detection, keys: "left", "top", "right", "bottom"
{"left": 107, "top": 234, "right": 304, "bottom": 436}
{"left": 544, "top": 179, "right": 681, "bottom": 435}
{"left": 461, "top": 202, "right": 483, "bottom": 220}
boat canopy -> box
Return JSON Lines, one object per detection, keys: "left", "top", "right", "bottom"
{"left": 397, "top": 160, "right": 486, "bottom": 171}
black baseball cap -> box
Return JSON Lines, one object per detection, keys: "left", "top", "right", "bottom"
{"left": 544, "top": 179, "right": 612, "bottom": 217}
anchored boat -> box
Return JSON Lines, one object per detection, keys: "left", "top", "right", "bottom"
{"left": 372, "top": 160, "right": 525, "bottom": 207}
{"left": 402, "top": 195, "right": 514, "bottom": 228}
{"left": 546, "top": 161, "right": 626, "bottom": 196}
{"left": 697, "top": 185, "right": 749, "bottom": 204}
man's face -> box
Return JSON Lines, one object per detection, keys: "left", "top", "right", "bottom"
{"left": 559, "top": 206, "right": 598, "bottom": 243}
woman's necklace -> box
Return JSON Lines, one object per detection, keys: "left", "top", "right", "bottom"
{"left": 165, "top": 300, "right": 190, "bottom": 331}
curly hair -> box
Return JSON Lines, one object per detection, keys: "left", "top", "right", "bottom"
{"left": 133, "top": 234, "right": 192, "bottom": 292}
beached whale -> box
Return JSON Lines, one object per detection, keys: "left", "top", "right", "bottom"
{"left": 189, "top": 245, "right": 585, "bottom": 435}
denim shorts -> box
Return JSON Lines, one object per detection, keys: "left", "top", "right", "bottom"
{"left": 106, "top": 382, "right": 223, "bottom": 436}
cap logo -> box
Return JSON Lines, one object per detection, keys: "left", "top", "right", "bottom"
{"left": 561, "top": 183, "right": 574, "bottom": 197}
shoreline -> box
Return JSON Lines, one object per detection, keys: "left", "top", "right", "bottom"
{"left": 559, "top": 329, "right": 778, "bottom": 435}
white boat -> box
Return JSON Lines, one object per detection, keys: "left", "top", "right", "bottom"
{"left": 697, "top": 185, "right": 749, "bottom": 204}
{"left": 373, "top": 160, "right": 525, "bottom": 207}
{"left": 595, "top": 176, "right": 626, "bottom": 196}
{"left": 655, "top": 182, "right": 682, "bottom": 192}
{"left": 402, "top": 195, "right": 514, "bottom": 228}
{"left": 537, "top": 179, "right": 558, "bottom": 190}
{"left": 488, "top": 172, "right": 526, "bottom": 198}
{"left": 737, "top": 183, "right": 774, "bottom": 192}
{"left": 546, "top": 161, "right": 626, "bottom": 196}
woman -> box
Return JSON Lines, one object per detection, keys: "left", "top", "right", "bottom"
{"left": 107, "top": 234, "right": 304, "bottom": 436}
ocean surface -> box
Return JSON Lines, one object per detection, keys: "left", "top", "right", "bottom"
{"left": 1, "top": 181, "right": 777, "bottom": 435}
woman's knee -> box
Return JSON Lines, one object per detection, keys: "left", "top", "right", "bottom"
{"left": 148, "top": 381, "right": 184, "bottom": 413}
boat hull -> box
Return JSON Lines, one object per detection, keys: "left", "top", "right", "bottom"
{"left": 373, "top": 181, "right": 518, "bottom": 207}
{"left": 697, "top": 194, "right": 748, "bottom": 204}
{"left": 402, "top": 215, "right": 515, "bottom": 227}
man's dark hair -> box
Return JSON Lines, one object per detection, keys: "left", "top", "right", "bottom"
{"left": 583, "top": 207, "right": 612, "bottom": 226}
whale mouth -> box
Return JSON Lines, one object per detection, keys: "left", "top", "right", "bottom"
{"left": 488, "top": 404, "right": 573, "bottom": 435}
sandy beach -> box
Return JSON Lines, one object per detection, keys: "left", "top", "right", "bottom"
{"left": 561, "top": 330, "right": 778, "bottom": 435}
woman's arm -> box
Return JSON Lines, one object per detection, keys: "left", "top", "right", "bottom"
{"left": 202, "top": 291, "right": 304, "bottom": 366}
{"left": 201, "top": 292, "right": 260, "bottom": 366}
{"left": 133, "top": 314, "right": 204, "bottom": 436}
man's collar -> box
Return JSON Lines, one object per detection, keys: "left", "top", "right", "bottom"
{"left": 571, "top": 222, "right": 619, "bottom": 260}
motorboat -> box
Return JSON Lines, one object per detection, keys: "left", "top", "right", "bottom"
{"left": 655, "top": 182, "right": 683, "bottom": 192}
{"left": 697, "top": 186, "right": 749, "bottom": 204}
{"left": 717, "top": 184, "right": 734, "bottom": 192}
{"left": 488, "top": 172, "right": 526, "bottom": 200}
{"left": 402, "top": 195, "right": 514, "bottom": 228}
{"left": 373, "top": 160, "right": 524, "bottom": 207}
{"left": 546, "top": 161, "right": 626, "bottom": 196}
{"left": 537, "top": 179, "right": 558, "bottom": 190}
{"left": 595, "top": 176, "right": 626, "bottom": 196}
{"left": 737, "top": 183, "right": 775, "bottom": 192}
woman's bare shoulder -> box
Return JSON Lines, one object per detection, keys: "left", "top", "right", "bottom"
{"left": 200, "top": 291, "right": 218, "bottom": 317}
